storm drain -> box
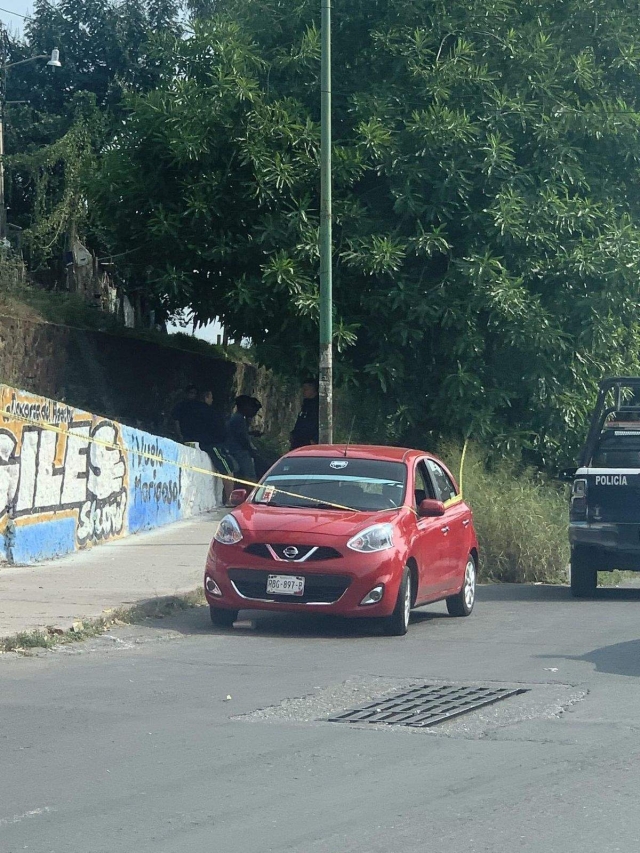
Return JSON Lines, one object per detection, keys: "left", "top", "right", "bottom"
{"left": 327, "top": 684, "right": 528, "bottom": 728}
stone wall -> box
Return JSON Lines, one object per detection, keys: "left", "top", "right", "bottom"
{"left": 0, "top": 384, "right": 221, "bottom": 565}
{"left": 0, "top": 315, "right": 298, "bottom": 444}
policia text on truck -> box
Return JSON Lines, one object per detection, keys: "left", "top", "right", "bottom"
{"left": 568, "top": 377, "right": 640, "bottom": 597}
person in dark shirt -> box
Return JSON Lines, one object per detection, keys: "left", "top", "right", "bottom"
{"left": 171, "top": 384, "right": 200, "bottom": 443}
{"left": 290, "top": 378, "right": 320, "bottom": 449}
{"left": 196, "top": 390, "right": 236, "bottom": 503}
{"left": 227, "top": 395, "right": 262, "bottom": 483}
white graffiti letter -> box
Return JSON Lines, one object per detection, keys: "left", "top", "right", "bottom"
{"left": 16, "top": 430, "right": 38, "bottom": 513}
{"left": 34, "top": 431, "right": 64, "bottom": 509}
{"left": 61, "top": 425, "right": 90, "bottom": 505}
{"left": 88, "top": 423, "right": 126, "bottom": 501}
{"left": 0, "top": 431, "right": 19, "bottom": 516}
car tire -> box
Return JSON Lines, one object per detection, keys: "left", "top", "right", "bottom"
{"left": 446, "top": 555, "right": 476, "bottom": 617}
{"left": 570, "top": 546, "right": 597, "bottom": 598}
{"left": 382, "top": 566, "right": 412, "bottom": 637}
{"left": 209, "top": 606, "right": 238, "bottom": 628}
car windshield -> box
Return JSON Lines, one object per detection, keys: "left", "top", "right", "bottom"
{"left": 253, "top": 456, "right": 407, "bottom": 511}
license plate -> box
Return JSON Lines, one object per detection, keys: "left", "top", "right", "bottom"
{"left": 266, "top": 575, "right": 305, "bottom": 596}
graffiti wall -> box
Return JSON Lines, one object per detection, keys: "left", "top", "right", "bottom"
{"left": 0, "top": 385, "right": 221, "bottom": 564}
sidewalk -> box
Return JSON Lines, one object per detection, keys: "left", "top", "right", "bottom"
{"left": 0, "top": 510, "right": 226, "bottom": 639}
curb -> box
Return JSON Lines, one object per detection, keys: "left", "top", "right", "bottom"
{"left": 0, "top": 588, "right": 205, "bottom": 654}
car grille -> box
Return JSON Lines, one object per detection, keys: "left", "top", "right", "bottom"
{"left": 244, "top": 544, "right": 342, "bottom": 562}
{"left": 228, "top": 569, "right": 351, "bottom": 604}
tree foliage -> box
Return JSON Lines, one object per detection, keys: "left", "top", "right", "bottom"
{"left": 3, "top": 0, "right": 182, "bottom": 271}
{"left": 87, "top": 0, "right": 640, "bottom": 463}
{"left": 16, "top": 0, "right": 640, "bottom": 463}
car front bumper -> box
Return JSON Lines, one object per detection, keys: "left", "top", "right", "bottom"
{"left": 204, "top": 543, "right": 405, "bottom": 618}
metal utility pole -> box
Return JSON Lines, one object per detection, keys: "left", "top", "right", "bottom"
{"left": 0, "top": 31, "right": 8, "bottom": 243}
{"left": 319, "top": 0, "right": 333, "bottom": 444}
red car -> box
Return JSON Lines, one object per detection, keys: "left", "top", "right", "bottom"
{"left": 204, "top": 445, "right": 478, "bottom": 636}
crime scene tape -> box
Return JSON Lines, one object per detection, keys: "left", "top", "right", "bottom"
{"left": 1, "top": 408, "right": 359, "bottom": 513}
{"left": 459, "top": 437, "right": 470, "bottom": 500}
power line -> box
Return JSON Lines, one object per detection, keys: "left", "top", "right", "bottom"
{"left": 0, "top": 6, "right": 30, "bottom": 20}
{"left": 0, "top": 0, "right": 62, "bottom": 23}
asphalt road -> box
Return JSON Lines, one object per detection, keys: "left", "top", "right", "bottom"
{"left": 2, "top": 584, "right": 640, "bottom": 853}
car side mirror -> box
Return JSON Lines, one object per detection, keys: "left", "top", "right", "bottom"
{"left": 229, "top": 489, "right": 248, "bottom": 507}
{"left": 557, "top": 468, "right": 577, "bottom": 483}
{"left": 418, "top": 499, "right": 445, "bottom": 518}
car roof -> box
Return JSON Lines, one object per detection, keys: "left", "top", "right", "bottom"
{"left": 287, "top": 445, "right": 425, "bottom": 464}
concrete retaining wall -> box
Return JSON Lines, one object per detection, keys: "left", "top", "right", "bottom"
{"left": 0, "top": 314, "right": 298, "bottom": 444}
{"left": 0, "top": 384, "right": 221, "bottom": 565}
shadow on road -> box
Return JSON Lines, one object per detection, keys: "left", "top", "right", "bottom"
{"left": 478, "top": 584, "right": 640, "bottom": 603}
{"left": 539, "top": 639, "right": 640, "bottom": 677}
{"left": 139, "top": 583, "right": 640, "bottom": 643}
{"left": 477, "top": 584, "right": 571, "bottom": 602}
{"left": 138, "top": 603, "right": 449, "bottom": 641}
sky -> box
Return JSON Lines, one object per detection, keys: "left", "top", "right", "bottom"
{"left": 0, "top": 1, "right": 30, "bottom": 35}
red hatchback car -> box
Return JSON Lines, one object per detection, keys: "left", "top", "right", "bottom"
{"left": 204, "top": 445, "right": 478, "bottom": 636}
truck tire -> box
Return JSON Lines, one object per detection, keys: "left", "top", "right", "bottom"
{"left": 570, "top": 546, "right": 597, "bottom": 598}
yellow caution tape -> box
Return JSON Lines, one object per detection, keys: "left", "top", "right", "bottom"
{"left": 459, "top": 437, "right": 470, "bottom": 500}
{"left": 0, "top": 408, "right": 359, "bottom": 513}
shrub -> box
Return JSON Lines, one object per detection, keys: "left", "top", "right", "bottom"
{"left": 439, "top": 443, "right": 569, "bottom": 584}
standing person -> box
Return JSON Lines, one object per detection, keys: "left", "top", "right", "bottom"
{"left": 290, "top": 378, "right": 320, "bottom": 449}
{"left": 248, "top": 396, "right": 271, "bottom": 478}
{"left": 196, "top": 390, "right": 236, "bottom": 504}
{"left": 227, "top": 395, "right": 262, "bottom": 484}
{"left": 171, "top": 384, "right": 200, "bottom": 443}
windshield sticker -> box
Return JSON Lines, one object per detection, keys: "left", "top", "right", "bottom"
{"left": 330, "top": 460, "right": 349, "bottom": 470}
{"left": 262, "top": 486, "right": 276, "bottom": 503}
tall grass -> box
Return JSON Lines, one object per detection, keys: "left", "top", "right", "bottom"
{"left": 439, "top": 443, "right": 570, "bottom": 584}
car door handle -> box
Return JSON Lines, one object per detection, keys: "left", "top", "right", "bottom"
{"left": 462, "top": 519, "right": 471, "bottom": 528}
{"left": 441, "top": 525, "right": 450, "bottom": 534}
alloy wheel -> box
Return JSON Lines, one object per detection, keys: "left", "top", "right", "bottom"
{"left": 403, "top": 575, "right": 412, "bottom": 629}
{"left": 464, "top": 559, "right": 476, "bottom": 610}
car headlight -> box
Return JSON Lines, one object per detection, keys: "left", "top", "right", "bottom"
{"left": 214, "top": 514, "right": 243, "bottom": 545}
{"left": 347, "top": 523, "right": 394, "bottom": 553}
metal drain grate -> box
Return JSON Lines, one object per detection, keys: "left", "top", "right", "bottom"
{"left": 327, "top": 684, "right": 528, "bottom": 728}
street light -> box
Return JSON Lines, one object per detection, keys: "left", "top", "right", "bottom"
{"left": 47, "top": 49, "right": 62, "bottom": 69}
{"left": 0, "top": 48, "right": 62, "bottom": 242}
{"left": 319, "top": 0, "right": 333, "bottom": 443}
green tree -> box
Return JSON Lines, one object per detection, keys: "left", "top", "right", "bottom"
{"left": 3, "top": 0, "right": 183, "bottom": 272}
{"left": 89, "top": 0, "right": 640, "bottom": 464}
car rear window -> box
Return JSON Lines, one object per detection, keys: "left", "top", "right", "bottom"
{"left": 254, "top": 456, "right": 407, "bottom": 511}
{"left": 592, "top": 431, "right": 640, "bottom": 468}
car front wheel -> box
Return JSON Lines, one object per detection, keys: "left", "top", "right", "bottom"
{"left": 382, "top": 566, "right": 412, "bottom": 637}
{"left": 446, "top": 555, "right": 476, "bottom": 617}
{"left": 210, "top": 606, "right": 238, "bottom": 628}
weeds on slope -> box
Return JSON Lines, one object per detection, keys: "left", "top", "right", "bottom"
{"left": 440, "top": 443, "right": 570, "bottom": 584}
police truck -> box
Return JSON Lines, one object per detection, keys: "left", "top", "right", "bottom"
{"left": 569, "top": 377, "right": 640, "bottom": 596}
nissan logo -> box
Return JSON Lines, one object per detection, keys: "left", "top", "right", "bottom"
{"left": 283, "top": 546, "right": 299, "bottom": 559}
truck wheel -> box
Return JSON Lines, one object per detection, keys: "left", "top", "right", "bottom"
{"left": 570, "top": 547, "right": 597, "bottom": 598}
